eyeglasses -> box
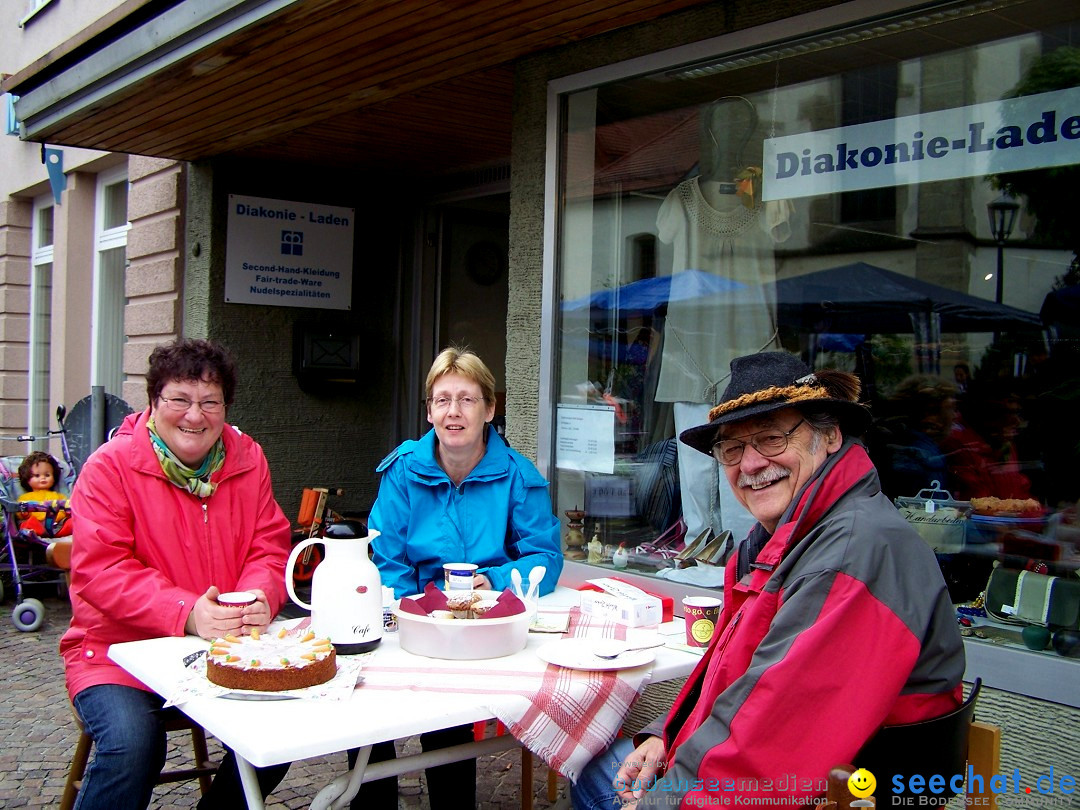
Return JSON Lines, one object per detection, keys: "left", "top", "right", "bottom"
{"left": 428, "top": 396, "right": 485, "bottom": 411}
{"left": 159, "top": 396, "right": 224, "bottom": 414}
{"left": 711, "top": 419, "right": 805, "bottom": 466}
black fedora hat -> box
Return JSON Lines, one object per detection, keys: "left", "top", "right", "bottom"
{"left": 679, "top": 351, "right": 871, "bottom": 456}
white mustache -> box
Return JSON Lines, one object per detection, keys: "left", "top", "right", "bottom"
{"left": 737, "top": 465, "right": 790, "bottom": 489}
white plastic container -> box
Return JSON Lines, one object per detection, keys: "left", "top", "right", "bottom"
{"left": 394, "top": 590, "right": 534, "bottom": 660}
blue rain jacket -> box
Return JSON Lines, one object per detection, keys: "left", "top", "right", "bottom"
{"left": 370, "top": 425, "right": 563, "bottom": 598}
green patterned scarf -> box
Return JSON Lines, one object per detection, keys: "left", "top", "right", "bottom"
{"left": 147, "top": 417, "right": 226, "bottom": 498}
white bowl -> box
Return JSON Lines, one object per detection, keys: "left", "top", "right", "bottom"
{"left": 393, "top": 589, "right": 534, "bottom": 660}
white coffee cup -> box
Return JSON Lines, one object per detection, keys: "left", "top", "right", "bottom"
{"left": 217, "top": 591, "right": 257, "bottom": 608}
{"left": 443, "top": 563, "right": 478, "bottom": 591}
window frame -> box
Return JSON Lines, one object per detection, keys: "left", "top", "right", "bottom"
{"left": 28, "top": 195, "right": 54, "bottom": 442}
{"left": 90, "top": 166, "right": 130, "bottom": 397}
{"left": 18, "top": 0, "right": 55, "bottom": 27}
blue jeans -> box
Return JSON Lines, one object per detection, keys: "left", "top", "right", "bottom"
{"left": 72, "top": 684, "right": 289, "bottom": 810}
{"left": 570, "top": 736, "right": 637, "bottom": 810}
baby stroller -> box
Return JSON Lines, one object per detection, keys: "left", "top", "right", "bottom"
{"left": 0, "top": 406, "right": 75, "bottom": 631}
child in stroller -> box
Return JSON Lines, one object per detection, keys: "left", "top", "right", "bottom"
{"left": 1, "top": 434, "right": 75, "bottom": 630}
{"left": 16, "top": 451, "right": 72, "bottom": 537}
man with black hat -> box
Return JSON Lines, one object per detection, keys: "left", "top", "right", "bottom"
{"left": 572, "top": 351, "right": 964, "bottom": 809}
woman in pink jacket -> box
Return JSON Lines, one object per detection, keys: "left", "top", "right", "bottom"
{"left": 60, "top": 338, "right": 292, "bottom": 810}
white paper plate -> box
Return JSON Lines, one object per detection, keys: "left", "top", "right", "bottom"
{"left": 536, "top": 638, "right": 656, "bottom": 671}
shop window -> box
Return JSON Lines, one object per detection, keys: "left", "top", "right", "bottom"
{"left": 92, "top": 170, "right": 129, "bottom": 396}
{"left": 550, "top": 0, "right": 1080, "bottom": 676}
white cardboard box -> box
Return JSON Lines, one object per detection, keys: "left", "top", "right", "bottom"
{"left": 579, "top": 578, "right": 662, "bottom": 627}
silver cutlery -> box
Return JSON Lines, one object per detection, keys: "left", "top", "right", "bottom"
{"left": 592, "top": 641, "right": 666, "bottom": 660}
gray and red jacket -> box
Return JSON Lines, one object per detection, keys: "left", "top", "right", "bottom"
{"left": 640, "top": 440, "right": 965, "bottom": 806}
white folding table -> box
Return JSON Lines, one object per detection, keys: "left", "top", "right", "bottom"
{"left": 109, "top": 587, "right": 698, "bottom": 809}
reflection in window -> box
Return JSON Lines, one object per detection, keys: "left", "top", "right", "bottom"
{"left": 36, "top": 204, "right": 53, "bottom": 249}
{"left": 551, "top": 0, "right": 1080, "bottom": 665}
{"left": 102, "top": 179, "right": 128, "bottom": 231}
{"left": 839, "top": 64, "right": 899, "bottom": 227}
{"left": 629, "top": 234, "right": 657, "bottom": 282}
{"left": 93, "top": 171, "right": 128, "bottom": 397}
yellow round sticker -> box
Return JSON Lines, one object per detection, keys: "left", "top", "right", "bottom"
{"left": 848, "top": 768, "right": 876, "bottom": 799}
{"left": 690, "top": 618, "right": 715, "bottom": 644}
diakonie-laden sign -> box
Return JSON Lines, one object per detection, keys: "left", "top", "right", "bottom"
{"left": 225, "top": 194, "right": 354, "bottom": 309}
{"left": 763, "top": 86, "right": 1080, "bottom": 201}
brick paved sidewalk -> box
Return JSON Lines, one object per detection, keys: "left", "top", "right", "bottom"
{"left": 0, "top": 591, "right": 565, "bottom": 809}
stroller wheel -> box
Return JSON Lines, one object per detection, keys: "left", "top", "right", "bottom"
{"left": 12, "top": 598, "right": 44, "bottom": 632}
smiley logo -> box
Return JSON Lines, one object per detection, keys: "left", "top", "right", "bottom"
{"left": 848, "top": 768, "right": 876, "bottom": 799}
{"left": 690, "top": 618, "right": 715, "bottom": 644}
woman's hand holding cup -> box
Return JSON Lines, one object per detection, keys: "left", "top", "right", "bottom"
{"left": 185, "top": 586, "right": 263, "bottom": 639}
{"left": 234, "top": 589, "right": 271, "bottom": 633}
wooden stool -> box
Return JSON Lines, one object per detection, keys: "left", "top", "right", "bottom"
{"left": 60, "top": 708, "right": 218, "bottom": 810}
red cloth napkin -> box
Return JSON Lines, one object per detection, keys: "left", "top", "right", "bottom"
{"left": 479, "top": 589, "right": 526, "bottom": 619}
{"left": 396, "top": 583, "right": 526, "bottom": 618}
{"left": 396, "top": 582, "right": 448, "bottom": 615}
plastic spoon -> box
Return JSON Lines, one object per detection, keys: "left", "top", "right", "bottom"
{"left": 524, "top": 565, "right": 546, "bottom": 603}
{"left": 510, "top": 568, "right": 525, "bottom": 600}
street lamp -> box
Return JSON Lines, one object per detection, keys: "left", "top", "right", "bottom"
{"left": 987, "top": 193, "right": 1019, "bottom": 304}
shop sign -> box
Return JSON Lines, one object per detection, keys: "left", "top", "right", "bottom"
{"left": 763, "top": 86, "right": 1080, "bottom": 201}
{"left": 556, "top": 404, "right": 616, "bottom": 473}
{"left": 224, "top": 194, "right": 354, "bottom": 310}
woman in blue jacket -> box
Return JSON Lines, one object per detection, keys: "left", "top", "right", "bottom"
{"left": 352, "top": 346, "right": 562, "bottom": 809}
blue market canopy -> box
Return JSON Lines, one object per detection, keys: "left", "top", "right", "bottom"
{"left": 562, "top": 261, "right": 1043, "bottom": 335}
{"left": 562, "top": 268, "right": 743, "bottom": 317}
{"left": 1040, "top": 283, "right": 1080, "bottom": 329}
{"left": 772, "top": 262, "right": 1043, "bottom": 335}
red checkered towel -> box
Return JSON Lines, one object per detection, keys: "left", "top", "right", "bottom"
{"left": 360, "top": 608, "right": 653, "bottom": 781}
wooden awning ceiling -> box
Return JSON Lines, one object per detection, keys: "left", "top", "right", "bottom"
{"left": 3, "top": 0, "right": 712, "bottom": 176}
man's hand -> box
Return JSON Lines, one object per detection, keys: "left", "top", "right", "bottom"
{"left": 240, "top": 589, "right": 273, "bottom": 634}
{"left": 614, "top": 736, "right": 668, "bottom": 802}
{"left": 473, "top": 574, "right": 493, "bottom": 590}
{"left": 184, "top": 586, "right": 246, "bottom": 639}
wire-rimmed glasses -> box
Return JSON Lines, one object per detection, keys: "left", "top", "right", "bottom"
{"left": 711, "top": 418, "right": 805, "bottom": 466}
{"left": 428, "top": 395, "right": 485, "bottom": 411}
{"left": 158, "top": 396, "right": 224, "bottom": 414}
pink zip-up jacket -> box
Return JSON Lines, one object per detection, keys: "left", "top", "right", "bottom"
{"left": 60, "top": 409, "right": 291, "bottom": 700}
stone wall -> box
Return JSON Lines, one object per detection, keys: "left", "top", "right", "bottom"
{"left": 123, "top": 157, "right": 186, "bottom": 410}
